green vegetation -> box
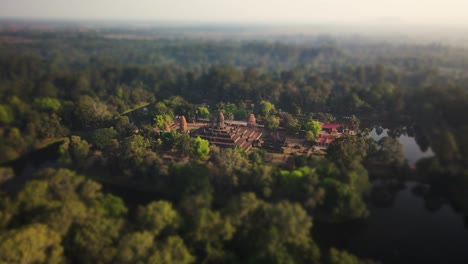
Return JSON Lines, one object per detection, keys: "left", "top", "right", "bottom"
{"left": 0, "top": 26, "right": 466, "bottom": 264}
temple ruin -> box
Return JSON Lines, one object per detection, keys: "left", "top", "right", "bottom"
{"left": 190, "top": 112, "right": 262, "bottom": 152}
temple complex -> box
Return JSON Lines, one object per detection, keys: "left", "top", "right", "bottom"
{"left": 190, "top": 112, "right": 262, "bottom": 152}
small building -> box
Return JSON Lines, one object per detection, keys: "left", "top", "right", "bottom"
{"left": 314, "top": 123, "right": 354, "bottom": 148}
{"left": 315, "top": 133, "right": 339, "bottom": 147}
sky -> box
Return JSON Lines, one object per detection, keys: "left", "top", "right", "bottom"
{"left": 2, "top": 0, "right": 468, "bottom": 26}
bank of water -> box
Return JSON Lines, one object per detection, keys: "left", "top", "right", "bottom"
{"left": 369, "top": 128, "right": 434, "bottom": 166}
{"left": 315, "top": 180, "right": 468, "bottom": 263}
{"left": 314, "top": 128, "right": 468, "bottom": 263}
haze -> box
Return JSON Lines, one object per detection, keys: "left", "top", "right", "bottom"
{"left": 2, "top": 0, "right": 468, "bottom": 26}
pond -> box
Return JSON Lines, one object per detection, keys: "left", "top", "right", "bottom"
{"left": 369, "top": 128, "right": 434, "bottom": 166}
{"left": 315, "top": 181, "right": 468, "bottom": 263}
{"left": 314, "top": 127, "right": 468, "bottom": 263}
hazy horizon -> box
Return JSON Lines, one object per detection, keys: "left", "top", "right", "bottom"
{"left": 2, "top": 0, "right": 468, "bottom": 27}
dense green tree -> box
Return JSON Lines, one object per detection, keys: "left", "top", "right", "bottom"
{"left": 258, "top": 100, "right": 275, "bottom": 118}
{"left": 34, "top": 97, "right": 61, "bottom": 112}
{"left": 305, "top": 120, "right": 322, "bottom": 141}
{"left": 0, "top": 104, "right": 13, "bottom": 124}
{"left": 375, "top": 137, "right": 405, "bottom": 166}
{"left": 136, "top": 201, "right": 179, "bottom": 235}
{"left": 264, "top": 115, "right": 280, "bottom": 132}
{"left": 196, "top": 106, "right": 210, "bottom": 119}
{"left": 70, "top": 215, "right": 125, "bottom": 263}
{"left": 0, "top": 224, "right": 64, "bottom": 264}
{"left": 154, "top": 114, "right": 173, "bottom": 131}
{"left": 91, "top": 128, "right": 119, "bottom": 150}
{"left": 327, "top": 248, "right": 381, "bottom": 264}
{"left": 231, "top": 197, "right": 321, "bottom": 264}
{"left": 74, "top": 96, "right": 112, "bottom": 128}
{"left": 320, "top": 178, "right": 369, "bottom": 221}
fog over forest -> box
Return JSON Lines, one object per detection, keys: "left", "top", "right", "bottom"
{"left": 0, "top": 2, "right": 467, "bottom": 263}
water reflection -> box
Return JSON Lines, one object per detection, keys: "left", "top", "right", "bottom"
{"left": 316, "top": 181, "right": 468, "bottom": 264}
{"left": 369, "top": 127, "right": 434, "bottom": 166}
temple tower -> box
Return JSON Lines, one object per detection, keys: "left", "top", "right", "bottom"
{"left": 217, "top": 112, "right": 225, "bottom": 128}
{"left": 247, "top": 114, "right": 256, "bottom": 128}
{"left": 180, "top": 116, "right": 188, "bottom": 133}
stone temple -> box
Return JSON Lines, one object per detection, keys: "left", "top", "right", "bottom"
{"left": 190, "top": 112, "right": 262, "bottom": 152}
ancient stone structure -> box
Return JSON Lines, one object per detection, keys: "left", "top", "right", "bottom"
{"left": 179, "top": 116, "right": 188, "bottom": 133}
{"left": 191, "top": 113, "right": 262, "bottom": 152}
{"left": 247, "top": 114, "right": 256, "bottom": 128}
{"left": 217, "top": 112, "right": 225, "bottom": 128}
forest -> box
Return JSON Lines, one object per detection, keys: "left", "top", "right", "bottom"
{"left": 0, "top": 25, "right": 467, "bottom": 264}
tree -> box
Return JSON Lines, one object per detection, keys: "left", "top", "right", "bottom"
{"left": 264, "top": 115, "right": 280, "bottom": 132}
{"left": 136, "top": 201, "right": 179, "bottom": 235}
{"left": 154, "top": 114, "right": 173, "bottom": 131}
{"left": 91, "top": 128, "right": 119, "bottom": 150}
{"left": 281, "top": 113, "right": 301, "bottom": 134}
{"left": 0, "top": 104, "right": 13, "bottom": 124}
{"left": 328, "top": 248, "right": 380, "bottom": 264}
{"left": 74, "top": 95, "right": 112, "bottom": 128}
{"left": 376, "top": 137, "right": 405, "bottom": 166}
{"left": 231, "top": 198, "right": 321, "bottom": 263}
{"left": 196, "top": 106, "right": 210, "bottom": 119}
{"left": 70, "top": 136, "right": 90, "bottom": 163}
{"left": 0, "top": 224, "right": 64, "bottom": 264}
{"left": 71, "top": 215, "right": 125, "bottom": 263}
{"left": 149, "top": 236, "right": 194, "bottom": 264}
{"left": 320, "top": 178, "right": 369, "bottom": 222}
{"left": 224, "top": 103, "right": 237, "bottom": 120}
{"left": 259, "top": 100, "right": 275, "bottom": 118}
{"left": 34, "top": 97, "right": 61, "bottom": 112}
{"left": 305, "top": 120, "right": 322, "bottom": 141}
{"left": 0, "top": 167, "right": 14, "bottom": 185}
{"left": 115, "top": 231, "right": 155, "bottom": 263}
{"left": 191, "top": 136, "right": 210, "bottom": 161}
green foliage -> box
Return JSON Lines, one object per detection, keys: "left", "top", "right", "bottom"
{"left": 192, "top": 136, "right": 210, "bottom": 160}
{"left": 305, "top": 120, "right": 322, "bottom": 141}
{"left": 328, "top": 248, "right": 381, "bottom": 264}
{"left": 259, "top": 100, "right": 275, "bottom": 117}
{"left": 34, "top": 97, "right": 61, "bottom": 112}
{"left": 149, "top": 236, "right": 194, "bottom": 264}
{"left": 70, "top": 135, "right": 90, "bottom": 163}
{"left": 281, "top": 113, "right": 301, "bottom": 134}
{"left": 0, "top": 167, "right": 14, "bottom": 185}
{"left": 1, "top": 30, "right": 467, "bottom": 264}
{"left": 196, "top": 106, "right": 210, "bottom": 119}
{"left": 74, "top": 95, "right": 112, "bottom": 128}
{"left": 115, "top": 231, "right": 155, "bottom": 263}
{"left": 321, "top": 178, "right": 369, "bottom": 222}
{"left": 264, "top": 115, "right": 280, "bottom": 131}
{"left": 136, "top": 201, "right": 179, "bottom": 235}
{"left": 97, "top": 194, "right": 128, "bottom": 218}
{"left": 0, "top": 104, "right": 13, "bottom": 124}
{"left": 0, "top": 224, "right": 64, "bottom": 264}
{"left": 375, "top": 136, "right": 405, "bottom": 166}
{"left": 326, "top": 135, "right": 368, "bottom": 172}
{"left": 92, "top": 127, "right": 118, "bottom": 150}
{"left": 231, "top": 198, "right": 321, "bottom": 264}
{"left": 154, "top": 114, "right": 173, "bottom": 130}
{"left": 71, "top": 215, "right": 125, "bottom": 263}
